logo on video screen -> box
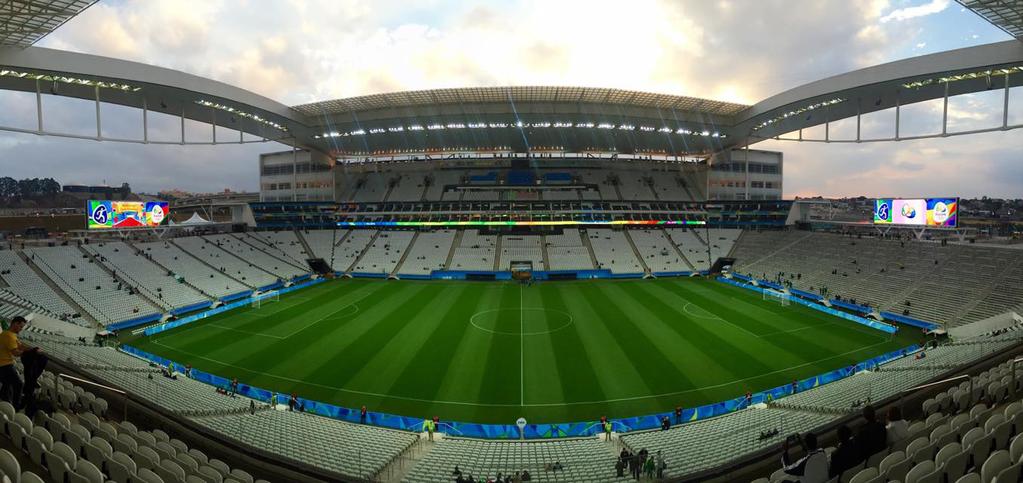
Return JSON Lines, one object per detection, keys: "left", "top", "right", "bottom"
{"left": 932, "top": 201, "right": 950, "bottom": 223}
{"left": 90, "top": 204, "right": 109, "bottom": 225}
{"left": 876, "top": 202, "right": 889, "bottom": 220}
{"left": 901, "top": 203, "right": 917, "bottom": 219}
{"left": 149, "top": 204, "right": 166, "bottom": 224}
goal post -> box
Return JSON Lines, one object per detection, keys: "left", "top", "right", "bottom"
{"left": 763, "top": 289, "right": 791, "bottom": 306}
{"left": 251, "top": 290, "right": 280, "bottom": 309}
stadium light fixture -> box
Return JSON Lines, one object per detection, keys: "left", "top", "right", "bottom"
{"left": 0, "top": 69, "right": 142, "bottom": 92}
{"left": 752, "top": 97, "right": 845, "bottom": 131}
{"left": 901, "top": 65, "right": 1023, "bottom": 89}
{"left": 195, "top": 99, "right": 288, "bottom": 132}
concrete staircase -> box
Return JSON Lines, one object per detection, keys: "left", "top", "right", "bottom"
{"left": 493, "top": 234, "right": 503, "bottom": 271}
{"left": 78, "top": 245, "right": 165, "bottom": 313}
{"left": 666, "top": 230, "right": 696, "bottom": 270}
{"left": 443, "top": 230, "right": 463, "bottom": 270}
{"left": 580, "top": 229, "right": 601, "bottom": 269}
{"left": 17, "top": 251, "right": 96, "bottom": 325}
{"left": 169, "top": 239, "right": 255, "bottom": 289}
{"left": 347, "top": 230, "right": 382, "bottom": 273}
{"left": 379, "top": 434, "right": 436, "bottom": 483}
{"left": 623, "top": 230, "right": 651, "bottom": 274}
{"left": 294, "top": 229, "right": 316, "bottom": 264}
{"left": 391, "top": 231, "right": 420, "bottom": 277}
{"left": 232, "top": 233, "right": 308, "bottom": 271}
{"left": 540, "top": 234, "right": 552, "bottom": 271}
{"left": 128, "top": 241, "right": 219, "bottom": 300}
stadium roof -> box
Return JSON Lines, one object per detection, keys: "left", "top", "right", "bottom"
{"left": 958, "top": 0, "right": 1023, "bottom": 39}
{"left": 0, "top": 0, "right": 97, "bottom": 47}
{"left": 293, "top": 86, "right": 749, "bottom": 118}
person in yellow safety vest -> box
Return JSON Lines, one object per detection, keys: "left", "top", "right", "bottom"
{"left": 603, "top": 420, "right": 612, "bottom": 441}
{"left": 425, "top": 418, "right": 435, "bottom": 441}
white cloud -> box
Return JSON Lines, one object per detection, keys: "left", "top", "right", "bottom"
{"left": 0, "top": 0, "right": 1012, "bottom": 198}
{"left": 879, "top": 0, "right": 949, "bottom": 23}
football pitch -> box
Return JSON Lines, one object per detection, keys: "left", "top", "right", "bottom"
{"left": 129, "top": 278, "right": 918, "bottom": 424}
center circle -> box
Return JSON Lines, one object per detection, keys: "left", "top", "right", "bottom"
{"left": 469, "top": 308, "right": 574, "bottom": 336}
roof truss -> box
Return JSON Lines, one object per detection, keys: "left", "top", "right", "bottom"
{"left": 957, "top": 0, "right": 1023, "bottom": 39}
{"left": 0, "top": 0, "right": 97, "bottom": 47}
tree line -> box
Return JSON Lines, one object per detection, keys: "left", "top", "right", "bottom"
{"left": 0, "top": 177, "right": 61, "bottom": 200}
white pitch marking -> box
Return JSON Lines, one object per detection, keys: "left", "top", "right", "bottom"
{"left": 149, "top": 339, "right": 893, "bottom": 408}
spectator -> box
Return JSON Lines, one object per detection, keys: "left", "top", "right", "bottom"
{"left": 229, "top": 377, "right": 238, "bottom": 397}
{"left": 643, "top": 454, "right": 655, "bottom": 479}
{"left": 615, "top": 456, "right": 626, "bottom": 477}
{"left": 655, "top": 451, "right": 667, "bottom": 479}
{"left": 780, "top": 432, "right": 827, "bottom": 483}
{"left": 361, "top": 405, "right": 367, "bottom": 424}
{"left": 886, "top": 406, "right": 909, "bottom": 445}
{"left": 661, "top": 416, "right": 670, "bottom": 430}
{"left": 0, "top": 316, "right": 30, "bottom": 408}
{"left": 521, "top": 470, "right": 531, "bottom": 481}
{"left": 828, "top": 425, "right": 859, "bottom": 479}
{"left": 288, "top": 393, "right": 297, "bottom": 411}
{"left": 855, "top": 405, "right": 887, "bottom": 459}
{"left": 604, "top": 419, "right": 613, "bottom": 440}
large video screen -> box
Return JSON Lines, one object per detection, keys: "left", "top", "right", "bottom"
{"left": 87, "top": 200, "right": 169, "bottom": 229}
{"left": 873, "top": 198, "right": 957, "bottom": 227}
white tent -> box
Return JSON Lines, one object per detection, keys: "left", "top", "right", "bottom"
{"left": 180, "top": 212, "right": 213, "bottom": 225}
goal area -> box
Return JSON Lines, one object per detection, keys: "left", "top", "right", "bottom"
{"left": 251, "top": 290, "right": 280, "bottom": 309}
{"left": 763, "top": 289, "right": 791, "bottom": 306}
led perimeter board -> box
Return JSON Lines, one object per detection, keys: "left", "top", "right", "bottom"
{"left": 873, "top": 198, "right": 957, "bottom": 227}
{"left": 87, "top": 200, "right": 170, "bottom": 229}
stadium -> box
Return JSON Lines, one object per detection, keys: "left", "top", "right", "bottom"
{"left": 0, "top": 1, "right": 1022, "bottom": 482}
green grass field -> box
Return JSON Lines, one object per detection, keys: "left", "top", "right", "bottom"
{"left": 128, "top": 278, "right": 917, "bottom": 424}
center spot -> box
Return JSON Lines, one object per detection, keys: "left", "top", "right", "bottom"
{"left": 470, "top": 308, "right": 574, "bottom": 336}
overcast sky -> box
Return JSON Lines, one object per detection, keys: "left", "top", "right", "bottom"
{"left": 0, "top": 0, "right": 1020, "bottom": 198}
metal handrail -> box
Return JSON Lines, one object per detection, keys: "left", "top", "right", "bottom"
{"left": 58, "top": 372, "right": 129, "bottom": 420}
{"left": 899, "top": 374, "right": 972, "bottom": 415}
{"left": 1009, "top": 357, "right": 1023, "bottom": 399}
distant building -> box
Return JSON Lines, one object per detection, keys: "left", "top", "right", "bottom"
{"left": 62, "top": 183, "right": 132, "bottom": 201}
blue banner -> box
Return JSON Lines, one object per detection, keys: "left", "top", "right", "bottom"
{"left": 142, "top": 278, "right": 325, "bottom": 336}
{"left": 717, "top": 277, "right": 897, "bottom": 334}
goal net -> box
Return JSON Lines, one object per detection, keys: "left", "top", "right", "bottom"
{"left": 251, "top": 290, "right": 280, "bottom": 309}
{"left": 763, "top": 289, "right": 791, "bottom": 306}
